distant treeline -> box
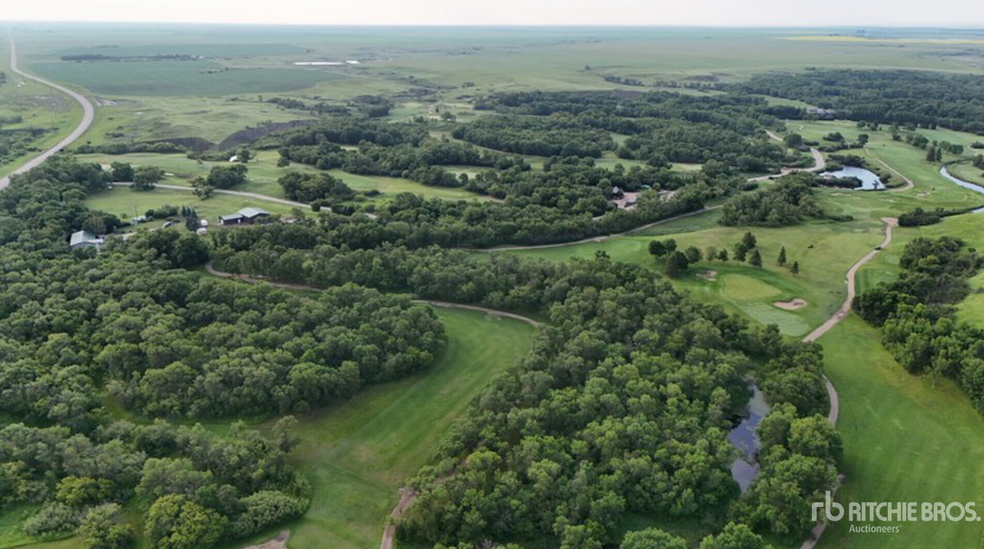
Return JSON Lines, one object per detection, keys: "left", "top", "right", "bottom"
{"left": 472, "top": 90, "right": 788, "bottom": 171}
{"left": 735, "top": 70, "right": 984, "bottom": 134}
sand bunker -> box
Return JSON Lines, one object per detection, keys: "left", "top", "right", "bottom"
{"left": 697, "top": 270, "right": 718, "bottom": 281}
{"left": 242, "top": 531, "right": 289, "bottom": 549}
{"left": 773, "top": 298, "right": 807, "bottom": 311}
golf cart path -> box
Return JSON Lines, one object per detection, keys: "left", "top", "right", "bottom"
{"left": 797, "top": 216, "right": 897, "bottom": 549}
{"left": 864, "top": 146, "right": 915, "bottom": 191}
{"left": 0, "top": 34, "right": 94, "bottom": 189}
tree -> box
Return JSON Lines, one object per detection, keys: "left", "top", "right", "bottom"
{"left": 706, "top": 246, "right": 718, "bottom": 263}
{"left": 749, "top": 249, "right": 763, "bottom": 268}
{"left": 621, "top": 528, "right": 687, "bottom": 549}
{"left": 857, "top": 133, "right": 869, "bottom": 146}
{"left": 790, "top": 261, "right": 800, "bottom": 275}
{"left": 172, "top": 235, "right": 210, "bottom": 269}
{"left": 145, "top": 494, "right": 227, "bottom": 549}
{"left": 685, "top": 246, "right": 702, "bottom": 264}
{"left": 206, "top": 165, "right": 248, "bottom": 189}
{"left": 79, "top": 503, "right": 135, "bottom": 549}
{"left": 783, "top": 133, "right": 803, "bottom": 149}
{"left": 699, "top": 522, "right": 770, "bottom": 549}
{"left": 733, "top": 242, "right": 749, "bottom": 262}
{"left": 271, "top": 416, "right": 301, "bottom": 453}
{"left": 133, "top": 166, "right": 165, "bottom": 191}
{"left": 742, "top": 231, "right": 757, "bottom": 250}
{"left": 191, "top": 177, "right": 214, "bottom": 200}
{"left": 648, "top": 239, "right": 677, "bottom": 258}
{"left": 777, "top": 247, "right": 787, "bottom": 266}
{"left": 237, "top": 149, "right": 252, "bottom": 164}
{"left": 717, "top": 249, "right": 729, "bottom": 262}
{"left": 110, "top": 162, "right": 134, "bottom": 182}
{"left": 665, "top": 251, "right": 690, "bottom": 278}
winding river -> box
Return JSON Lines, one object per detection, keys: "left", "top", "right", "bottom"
{"left": 940, "top": 164, "right": 984, "bottom": 213}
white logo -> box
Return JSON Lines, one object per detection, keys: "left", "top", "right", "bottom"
{"left": 812, "top": 492, "right": 981, "bottom": 524}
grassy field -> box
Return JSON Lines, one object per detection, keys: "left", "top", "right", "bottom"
{"left": 84, "top": 186, "right": 298, "bottom": 228}
{"left": 818, "top": 317, "right": 984, "bottom": 548}
{"left": 31, "top": 60, "right": 345, "bottom": 97}
{"left": 75, "top": 151, "right": 490, "bottom": 204}
{"left": 272, "top": 307, "right": 534, "bottom": 549}
{"left": 497, "top": 217, "right": 883, "bottom": 337}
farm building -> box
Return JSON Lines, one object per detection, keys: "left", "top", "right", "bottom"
{"left": 219, "top": 207, "right": 270, "bottom": 226}
{"left": 69, "top": 230, "right": 104, "bottom": 250}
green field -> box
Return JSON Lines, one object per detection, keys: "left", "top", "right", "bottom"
{"left": 818, "top": 317, "right": 984, "bottom": 549}
{"left": 272, "top": 307, "right": 534, "bottom": 549}
{"left": 31, "top": 60, "right": 344, "bottom": 97}
{"left": 84, "top": 186, "right": 298, "bottom": 228}
{"left": 75, "top": 151, "right": 490, "bottom": 204}
{"left": 497, "top": 217, "right": 883, "bottom": 336}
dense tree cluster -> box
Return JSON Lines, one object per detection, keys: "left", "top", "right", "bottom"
{"left": 451, "top": 113, "right": 616, "bottom": 157}
{"left": 278, "top": 171, "right": 355, "bottom": 203}
{"left": 720, "top": 175, "right": 825, "bottom": 226}
{"left": 0, "top": 155, "right": 451, "bottom": 547}
{"left": 737, "top": 70, "right": 984, "bottom": 133}
{"left": 473, "top": 90, "right": 787, "bottom": 170}
{"left": 1, "top": 419, "right": 309, "bottom": 549}
{"left": 854, "top": 237, "right": 984, "bottom": 411}
{"left": 214, "top": 243, "right": 834, "bottom": 546}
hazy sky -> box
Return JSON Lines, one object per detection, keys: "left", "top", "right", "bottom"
{"left": 2, "top": 0, "right": 983, "bottom": 27}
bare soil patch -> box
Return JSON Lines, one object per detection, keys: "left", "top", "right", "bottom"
{"left": 697, "top": 270, "right": 718, "bottom": 281}
{"left": 773, "top": 297, "right": 807, "bottom": 310}
{"left": 241, "top": 531, "right": 289, "bottom": 549}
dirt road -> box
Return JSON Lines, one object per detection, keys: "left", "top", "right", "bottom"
{"left": 0, "top": 34, "right": 95, "bottom": 189}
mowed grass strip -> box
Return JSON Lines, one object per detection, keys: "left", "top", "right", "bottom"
{"left": 279, "top": 307, "right": 534, "bottom": 549}
{"left": 818, "top": 317, "right": 984, "bottom": 549}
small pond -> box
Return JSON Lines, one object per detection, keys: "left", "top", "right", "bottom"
{"left": 727, "top": 383, "right": 770, "bottom": 492}
{"left": 821, "top": 166, "right": 884, "bottom": 190}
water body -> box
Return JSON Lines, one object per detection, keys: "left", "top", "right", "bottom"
{"left": 728, "top": 383, "right": 771, "bottom": 492}
{"left": 821, "top": 166, "right": 884, "bottom": 190}
{"left": 939, "top": 165, "right": 984, "bottom": 213}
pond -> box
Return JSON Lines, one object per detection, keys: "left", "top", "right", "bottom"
{"left": 940, "top": 165, "right": 984, "bottom": 213}
{"left": 727, "top": 383, "right": 770, "bottom": 492}
{"left": 820, "top": 166, "right": 884, "bottom": 190}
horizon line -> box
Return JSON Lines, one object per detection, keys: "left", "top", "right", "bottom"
{"left": 3, "top": 20, "right": 984, "bottom": 29}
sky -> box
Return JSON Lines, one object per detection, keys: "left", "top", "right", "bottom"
{"left": 2, "top": 0, "right": 983, "bottom": 27}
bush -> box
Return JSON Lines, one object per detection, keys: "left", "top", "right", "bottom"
{"left": 23, "top": 503, "right": 81, "bottom": 539}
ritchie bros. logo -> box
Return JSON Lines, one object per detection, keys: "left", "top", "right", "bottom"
{"left": 812, "top": 491, "right": 981, "bottom": 533}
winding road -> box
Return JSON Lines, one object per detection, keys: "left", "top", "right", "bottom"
{"left": 0, "top": 34, "right": 95, "bottom": 189}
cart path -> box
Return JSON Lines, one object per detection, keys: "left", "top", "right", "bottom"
{"left": 864, "top": 146, "right": 915, "bottom": 191}
{"left": 797, "top": 216, "right": 896, "bottom": 549}
{"left": 0, "top": 34, "right": 95, "bottom": 189}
